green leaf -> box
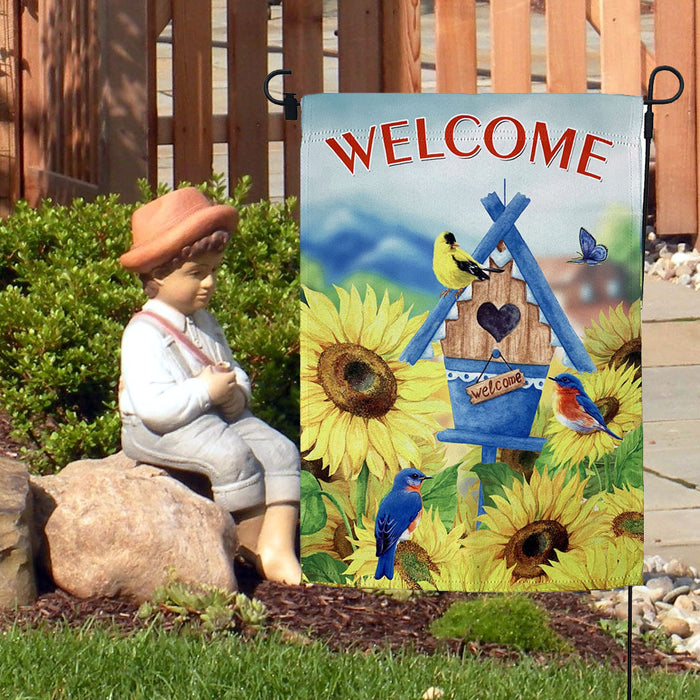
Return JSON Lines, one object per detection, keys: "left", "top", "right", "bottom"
{"left": 613, "top": 425, "right": 643, "bottom": 489}
{"left": 301, "top": 552, "right": 350, "bottom": 585}
{"left": 421, "top": 462, "right": 460, "bottom": 529}
{"left": 300, "top": 470, "right": 327, "bottom": 536}
{"left": 470, "top": 462, "right": 525, "bottom": 509}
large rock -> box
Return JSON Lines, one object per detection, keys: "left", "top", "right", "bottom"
{"left": 30, "top": 452, "right": 238, "bottom": 603}
{"left": 0, "top": 456, "right": 37, "bottom": 607}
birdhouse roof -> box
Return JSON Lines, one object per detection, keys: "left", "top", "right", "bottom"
{"left": 399, "top": 191, "right": 596, "bottom": 373}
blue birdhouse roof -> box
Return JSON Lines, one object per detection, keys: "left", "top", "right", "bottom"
{"left": 399, "top": 191, "right": 596, "bottom": 373}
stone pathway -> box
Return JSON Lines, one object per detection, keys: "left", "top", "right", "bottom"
{"left": 642, "top": 277, "right": 700, "bottom": 568}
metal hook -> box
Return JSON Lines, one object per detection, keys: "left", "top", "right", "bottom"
{"left": 645, "top": 65, "right": 684, "bottom": 105}
{"left": 263, "top": 69, "right": 300, "bottom": 120}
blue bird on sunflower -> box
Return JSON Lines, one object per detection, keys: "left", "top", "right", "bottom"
{"left": 374, "top": 468, "right": 432, "bottom": 580}
{"left": 550, "top": 372, "right": 621, "bottom": 440}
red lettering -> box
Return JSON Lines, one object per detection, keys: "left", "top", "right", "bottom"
{"left": 381, "top": 120, "right": 412, "bottom": 166}
{"left": 325, "top": 127, "right": 377, "bottom": 175}
{"left": 576, "top": 134, "right": 614, "bottom": 181}
{"left": 530, "top": 122, "right": 577, "bottom": 169}
{"left": 444, "top": 114, "right": 481, "bottom": 158}
{"left": 416, "top": 117, "right": 445, "bottom": 160}
{"left": 484, "top": 117, "right": 527, "bottom": 160}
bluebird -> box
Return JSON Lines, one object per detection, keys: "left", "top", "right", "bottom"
{"left": 374, "top": 468, "right": 432, "bottom": 580}
{"left": 550, "top": 372, "right": 621, "bottom": 440}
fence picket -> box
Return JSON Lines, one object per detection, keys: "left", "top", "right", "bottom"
{"left": 435, "top": 0, "right": 477, "bottom": 93}
{"left": 338, "top": 0, "right": 382, "bottom": 92}
{"left": 172, "top": 0, "right": 213, "bottom": 187}
{"left": 546, "top": 0, "right": 587, "bottom": 93}
{"left": 655, "top": 0, "right": 697, "bottom": 237}
{"left": 490, "top": 0, "right": 531, "bottom": 93}
{"left": 282, "top": 0, "right": 323, "bottom": 203}
{"left": 227, "top": 0, "right": 269, "bottom": 202}
{"left": 382, "top": 0, "right": 421, "bottom": 93}
{"left": 600, "top": 0, "right": 641, "bottom": 95}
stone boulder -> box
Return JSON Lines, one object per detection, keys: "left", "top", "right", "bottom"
{"left": 0, "top": 456, "right": 37, "bottom": 607}
{"left": 30, "top": 452, "right": 238, "bottom": 603}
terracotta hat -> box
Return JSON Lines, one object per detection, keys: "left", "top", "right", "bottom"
{"left": 120, "top": 187, "right": 238, "bottom": 273}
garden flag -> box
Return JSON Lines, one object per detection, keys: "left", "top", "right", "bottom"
{"left": 300, "top": 93, "right": 644, "bottom": 592}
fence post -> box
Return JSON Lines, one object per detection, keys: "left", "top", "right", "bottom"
{"left": 98, "top": 0, "right": 153, "bottom": 201}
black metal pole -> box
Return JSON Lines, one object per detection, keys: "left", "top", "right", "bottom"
{"left": 634, "top": 65, "right": 684, "bottom": 700}
{"left": 627, "top": 585, "right": 633, "bottom": 700}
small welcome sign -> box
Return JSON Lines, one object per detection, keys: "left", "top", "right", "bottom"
{"left": 467, "top": 368, "right": 525, "bottom": 405}
{"left": 300, "top": 93, "right": 644, "bottom": 593}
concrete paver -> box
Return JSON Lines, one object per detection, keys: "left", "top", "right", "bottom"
{"left": 643, "top": 277, "right": 700, "bottom": 322}
{"left": 644, "top": 420, "right": 700, "bottom": 486}
{"left": 641, "top": 366, "right": 700, "bottom": 423}
{"left": 643, "top": 321, "right": 700, "bottom": 367}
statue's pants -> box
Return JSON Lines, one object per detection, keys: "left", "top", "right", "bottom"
{"left": 121, "top": 409, "right": 300, "bottom": 512}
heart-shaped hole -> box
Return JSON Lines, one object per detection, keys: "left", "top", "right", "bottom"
{"left": 476, "top": 302, "right": 521, "bottom": 342}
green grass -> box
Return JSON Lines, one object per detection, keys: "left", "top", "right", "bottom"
{"left": 430, "top": 594, "right": 569, "bottom": 653}
{"left": 0, "top": 625, "right": 698, "bottom": 700}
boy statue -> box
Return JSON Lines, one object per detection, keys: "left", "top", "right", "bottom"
{"left": 118, "top": 187, "right": 301, "bottom": 585}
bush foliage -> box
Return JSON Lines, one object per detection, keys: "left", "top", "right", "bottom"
{"left": 0, "top": 175, "right": 299, "bottom": 474}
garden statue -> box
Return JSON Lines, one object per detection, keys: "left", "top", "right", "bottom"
{"left": 118, "top": 187, "right": 301, "bottom": 585}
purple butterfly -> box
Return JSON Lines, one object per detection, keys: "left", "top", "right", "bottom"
{"left": 567, "top": 227, "right": 608, "bottom": 265}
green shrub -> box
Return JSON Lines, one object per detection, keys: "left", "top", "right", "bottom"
{"left": 0, "top": 175, "right": 299, "bottom": 473}
{"left": 430, "top": 594, "right": 569, "bottom": 653}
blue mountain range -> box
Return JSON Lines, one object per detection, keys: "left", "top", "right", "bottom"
{"left": 303, "top": 205, "right": 479, "bottom": 297}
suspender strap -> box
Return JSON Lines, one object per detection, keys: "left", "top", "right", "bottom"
{"left": 135, "top": 310, "right": 216, "bottom": 367}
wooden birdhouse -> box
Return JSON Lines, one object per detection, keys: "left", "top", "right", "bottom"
{"left": 400, "top": 191, "right": 596, "bottom": 463}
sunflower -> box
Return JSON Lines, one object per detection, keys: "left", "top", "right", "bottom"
{"left": 597, "top": 484, "right": 645, "bottom": 554}
{"left": 300, "top": 477, "right": 354, "bottom": 561}
{"left": 544, "top": 363, "right": 642, "bottom": 467}
{"left": 461, "top": 467, "right": 607, "bottom": 591}
{"left": 301, "top": 284, "right": 447, "bottom": 480}
{"left": 536, "top": 540, "right": 643, "bottom": 591}
{"left": 345, "top": 508, "right": 467, "bottom": 590}
{"left": 584, "top": 300, "right": 641, "bottom": 381}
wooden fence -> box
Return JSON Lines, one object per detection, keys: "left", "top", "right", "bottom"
{"left": 1, "top": 0, "right": 698, "bottom": 241}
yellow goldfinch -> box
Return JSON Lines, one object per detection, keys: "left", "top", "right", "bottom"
{"left": 433, "top": 231, "right": 504, "bottom": 296}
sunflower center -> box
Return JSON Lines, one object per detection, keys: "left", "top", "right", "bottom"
{"left": 504, "top": 520, "right": 569, "bottom": 579}
{"left": 609, "top": 337, "right": 642, "bottom": 380}
{"left": 333, "top": 520, "right": 355, "bottom": 559}
{"left": 612, "top": 511, "right": 644, "bottom": 541}
{"left": 396, "top": 540, "right": 438, "bottom": 589}
{"left": 317, "top": 343, "right": 397, "bottom": 418}
{"left": 594, "top": 395, "right": 620, "bottom": 424}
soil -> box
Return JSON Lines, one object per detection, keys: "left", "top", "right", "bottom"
{"left": 1, "top": 565, "right": 699, "bottom": 674}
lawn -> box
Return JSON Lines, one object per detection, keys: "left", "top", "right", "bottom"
{"left": 1, "top": 625, "right": 698, "bottom": 700}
